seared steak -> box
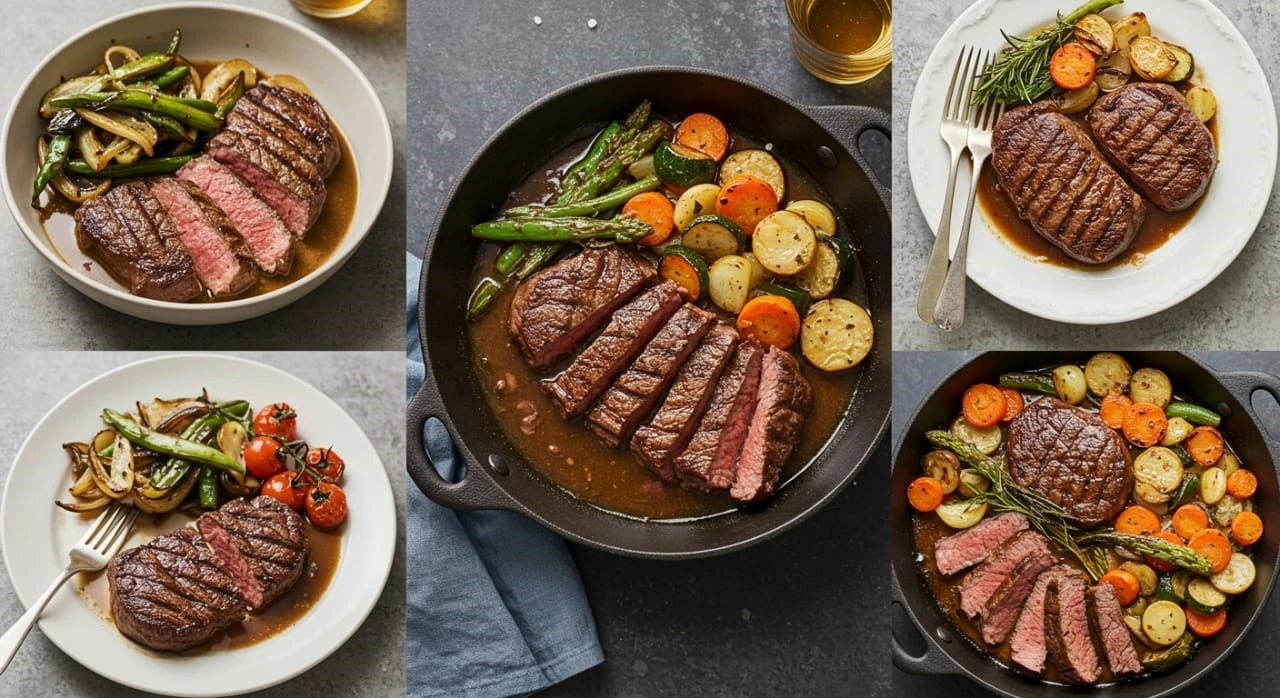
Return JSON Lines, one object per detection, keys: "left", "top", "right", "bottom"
{"left": 73, "top": 181, "right": 202, "bottom": 301}
{"left": 1010, "top": 564, "right": 1077, "bottom": 674}
{"left": 107, "top": 527, "right": 246, "bottom": 652}
{"left": 1088, "top": 582, "right": 1143, "bottom": 677}
{"left": 673, "top": 338, "right": 764, "bottom": 491}
{"left": 1089, "top": 82, "right": 1216, "bottom": 211}
{"left": 178, "top": 156, "right": 294, "bottom": 275}
{"left": 197, "top": 496, "right": 308, "bottom": 610}
{"left": 149, "top": 177, "right": 258, "bottom": 297}
{"left": 991, "top": 101, "right": 1146, "bottom": 264}
{"left": 933, "top": 512, "right": 1029, "bottom": 576}
{"left": 981, "top": 551, "right": 1054, "bottom": 645}
{"left": 957, "top": 530, "right": 1052, "bottom": 618}
{"left": 207, "top": 128, "right": 326, "bottom": 237}
{"left": 510, "top": 246, "right": 656, "bottom": 372}
{"left": 632, "top": 324, "right": 739, "bottom": 481}
{"left": 542, "top": 282, "right": 683, "bottom": 419}
{"left": 1006, "top": 397, "right": 1132, "bottom": 527}
{"left": 1045, "top": 574, "right": 1101, "bottom": 684}
{"left": 239, "top": 84, "right": 341, "bottom": 178}
{"left": 730, "top": 346, "right": 813, "bottom": 503}
{"left": 586, "top": 303, "right": 715, "bottom": 448}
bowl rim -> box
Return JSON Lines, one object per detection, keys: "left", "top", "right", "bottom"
{"left": 0, "top": 0, "right": 394, "bottom": 314}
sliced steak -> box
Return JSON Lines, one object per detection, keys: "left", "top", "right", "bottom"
{"left": 207, "top": 128, "right": 326, "bottom": 237}
{"left": 197, "top": 496, "right": 308, "bottom": 610}
{"left": 178, "top": 156, "right": 294, "bottom": 275}
{"left": 1010, "top": 564, "right": 1078, "bottom": 674}
{"left": 1089, "top": 82, "right": 1216, "bottom": 211}
{"left": 957, "top": 530, "right": 1052, "bottom": 618}
{"left": 991, "top": 101, "right": 1146, "bottom": 264}
{"left": 1006, "top": 397, "right": 1133, "bottom": 527}
{"left": 730, "top": 346, "right": 814, "bottom": 503}
{"left": 73, "top": 181, "right": 202, "bottom": 301}
{"left": 1045, "top": 573, "right": 1102, "bottom": 684}
{"left": 933, "top": 512, "right": 1030, "bottom": 576}
{"left": 542, "top": 282, "right": 683, "bottom": 419}
{"left": 982, "top": 551, "right": 1055, "bottom": 645}
{"left": 673, "top": 338, "right": 764, "bottom": 491}
{"left": 510, "top": 246, "right": 656, "bottom": 372}
{"left": 149, "top": 177, "right": 258, "bottom": 297}
{"left": 631, "top": 324, "right": 740, "bottom": 481}
{"left": 107, "top": 527, "right": 246, "bottom": 652}
{"left": 1088, "top": 582, "right": 1143, "bottom": 677}
{"left": 241, "top": 84, "right": 341, "bottom": 178}
{"left": 586, "top": 303, "right": 715, "bottom": 448}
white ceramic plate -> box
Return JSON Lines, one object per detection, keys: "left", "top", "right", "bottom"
{"left": 0, "top": 3, "right": 393, "bottom": 325}
{"left": 0, "top": 355, "right": 396, "bottom": 697}
{"left": 908, "top": 0, "right": 1276, "bottom": 324}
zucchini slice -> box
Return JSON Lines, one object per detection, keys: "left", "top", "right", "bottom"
{"left": 1169, "top": 571, "right": 1191, "bottom": 602}
{"left": 1211, "top": 553, "right": 1256, "bottom": 595}
{"left": 658, "top": 245, "right": 710, "bottom": 302}
{"left": 801, "top": 298, "right": 873, "bottom": 373}
{"left": 654, "top": 141, "right": 716, "bottom": 188}
{"left": 1162, "top": 42, "right": 1194, "bottom": 83}
{"left": 792, "top": 238, "right": 842, "bottom": 299}
{"left": 1186, "top": 577, "right": 1227, "bottom": 612}
{"left": 673, "top": 183, "right": 721, "bottom": 232}
{"left": 754, "top": 281, "right": 811, "bottom": 317}
{"left": 720, "top": 148, "right": 785, "bottom": 201}
{"left": 707, "top": 254, "right": 754, "bottom": 313}
{"left": 752, "top": 210, "right": 816, "bottom": 275}
{"left": 682, "top": 214, "right": 745, "bottom": 261}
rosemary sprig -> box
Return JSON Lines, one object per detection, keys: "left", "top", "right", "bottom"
{"left": 973, "top": 0, "right": 1125, "bottom": 105}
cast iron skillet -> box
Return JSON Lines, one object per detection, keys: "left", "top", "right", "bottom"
{"left": 406, "top": 66, "right": 891, "bottom": 559}
{"left": 892, "top": 352, "right": 1280, "bottom": 696}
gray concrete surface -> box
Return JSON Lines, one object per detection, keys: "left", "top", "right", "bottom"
{"left": 893, "top": 0, "right": 1280, "bottom": 350}
{"left": 0, "top": 351, "right": 405, "bottom": 697}
{"left": 0, "top": 0, "right": 405, "bottom": 350}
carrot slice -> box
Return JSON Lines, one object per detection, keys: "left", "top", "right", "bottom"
{"left": 1123, "top": 402, "right": 1168, "bottom": 447}
{"left": 675, "top": 113, "right": 730, "bottom": 162}
{"left": 1000, "top": 388, "right": 1024, "bottom": 422}
{"left": 736, "top": 295, "right": 801, "bottom": 349}
{"left": 1115, "top": 505, "right": 1161, "bottom": 536}
{"left": 1099, "top": 393, "right": 1133, "bottom": 429}
{"left": 1172, "top": 504, "right": 1210, "bottom": 540}
{"left": 715, "top": 175, "right": 778, "bottom": 235}
{"left": 1188, "top": 528, "right": 1232, "bottom": 574}
{"left": 1145, "top": 530, "right": 1186, "bottom": 572}
{"left": 1185, "top": 426, "right": 1225, "bottom": 466}
{"left": 962, "top": 384, "right": 1007, "bottom": 428}
{"left": 1099, "top": 569, "right": 1140, "bottom": 606}
{"left": 623, "top": 191, "right": 676, "bottom": 246}
{"left": 1231, "top": 510, "right": 1264, "bottom": 546}
{"left": 1186, "top": 606, "right": 1227, "bottom": 638}
{"left": 907, "top": 476, "right": 945, "bottom": 512}
{"left": 1049, "top": 43, "right": 1097, "bottom": 90}
{"left": 1227, "top": 468, "right": 1258, "bottom": 498}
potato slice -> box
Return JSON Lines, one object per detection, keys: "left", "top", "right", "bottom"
{"left": 1130, "top": 367, "right": 1173, "bottom": 408}
{"left": 785, "top": 199, "right": 837, "bottom": 234}
{"left": 1211, "top": 553, "right": 1257, "bottom": 595}
{"left": 673, "top": 183, "right": 721, "bottom": 232}
{"left": 752, "top": 210, "right": 816, "bottom": 275}
{"left": 708, "top": 255, "right": 753, "bottom": 313}
{"left": 1058, "top": 81, "right": 1100, "bottom": 115}
{"left": 1095, "top": 51, "right": 1133, "bottom": 92}
{"left": 1074, "top": 14, "right": 1116, "bottom": 56}
{"left": 800, "top": 298, "right": 872, "bottom": 371}
{"left": 1086, "top": 352, "right": 1133, "bottom": 397}
{"left": 1186, "top": 86, "right": 1217, "bottom": 123}
{"left": 1129, "top": 36, "right": 1177, "bottom": 81}
{"left": 1161, "top": 417, "right": 1194, "bottom": 446}
{"left": 1200, "top": 467, "right": 1227, "bottom": 506}
{"left": 720, "top": 149, "right": 785, "bottom": 201}
{"left": 951, "top": 416, "right": 1002, "bottom": 455}
{"left": 1134, "top": 446, "right": 1184, "bottom": 494}
{"left": 1142, "top": 600, "right": 1186, "bottom": 647}
{"left": 1112, "top": 13, "right": 1151, "bottom": 54}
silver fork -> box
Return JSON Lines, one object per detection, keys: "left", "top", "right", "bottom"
{"left": 933, "top": 51, "right": 1006, "bottom": 332}
{"left": 917, "top": 46, "right": 980, "bottom": 324}
{"left": 0, "top": 502, "right": 138, "bottom": 674}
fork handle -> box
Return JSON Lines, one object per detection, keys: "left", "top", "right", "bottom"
{"left": 0, "top": 567, "right": 76, "bottom": 675}
{"left": 917, "top": 143, "right": 967, "bottom": 323}
{"left": 933, "top": 153, "right": 990, "bottom": 331}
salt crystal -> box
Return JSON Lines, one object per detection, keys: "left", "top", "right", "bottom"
{"left": 533, "top": 15, "right": 542, "bottom": 25}
{"left": 588, "top": 18, "right": 598, "bottom": 29}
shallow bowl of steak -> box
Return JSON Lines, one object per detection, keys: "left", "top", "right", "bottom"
{"left": 197, "top": 496, "right": 309, "bottom": 610}
{"left": 1005, "top": 397, "right": 1132, "bottom": 527}
{"left": 149, "top": 177, "right": 259, "bottom": 297}
{"left": 1089, "top": 83, "right": 1217, "bottom": 212}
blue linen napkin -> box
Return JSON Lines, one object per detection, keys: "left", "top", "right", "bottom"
{"left": 405, "top": 252, "right": 604, "bottom": 698}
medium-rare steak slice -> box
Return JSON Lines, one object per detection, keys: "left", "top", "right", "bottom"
{"left": 933, "top": 512, "right": 1030, "bottom": 576}
{"left": 1088, "top": 582, "right": 1143, "bottom": 677}
{"left": 957, "top": 530, "right": 1052, "bottom": 618}
{"left": 632, "top": 323, "right": 739, "bottom": 481}
{"left": 108, "top": 527, "right": 246, "bottom": 652}
{"left": 674, "top": 338, "right": 764, "bottom": 491}
{"left": 207, "top": 128, "right": 327, "bottom": 237}
{"left": 981, "top": 551, "right": 1054, "bottom": 645}
{"left": 1089, "top": 82, "right": 1216, "bottom": 211}
{"left": 1006, "top": 397, "right": 1132, "bottom": 527}
{"left": 1010, "top": 564, "right": 1078, "bottom": 674}
{"left": 991, "top": 101, "right": 1146, "bottom": 264}
{"left": 1045, "top": 574, "right": 1101, "bottom": 684}
{"left": 73, "top": 181, "right": 202, "bottom": 301}
{"left": 241, "top": 84, "right": 341, "bottom": 178}
{"left": 542, "top": 282, "right": 683, "bottom": 419}
{"left": 197, "top": 496, "right": 308, "bottom": 610}
{"left": 730, "top": 346, "right": 814, "bottom": 503}
{"left": 178, "top": 156, "right": 294, "bottom": 275}
{"left": 586, "top": 303, "right": 715, "bottom": 448}
{"left": 510, "top": 246, "right": 656, "bottom": 372}
{"left": 149, "top": 177, "right": 258, "bottom": 297}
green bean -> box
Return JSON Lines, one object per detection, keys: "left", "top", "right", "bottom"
{"left": 998, "top": 371, "right": 1057, "bottom": 395}
{"left": 165, "top": 28, "right": 182, "bottom": 56}
{"left": 495, "top": 243, "right": 527, "bottom": 276}
{"left": 139, "top": 110, "right": 190, "bottom": 141}
{"left": 65, "top": 155, "right": 195, "bottom": 179}
{"left": 214, "top": 72, "right": 245, "bottom": 120}
{"left": 32, "top": 134, "right": 70, "bottom": 207}
{"left": 505, "top": 176, "right": 660, "bottom": 219}
{"left": 102, "top": 408, "right": 243, "bottom": 474}
{"left": 1166, "top": 401, "right": 1221, "bottom": 427}
{"left": 149, "top": 411, "right": 226, "bottom": 489}
{"left": 511, "top": 243, "right": 562, "bottom": 280}
{"left": 151, "top": 65, "right": 190, "bottom": 91}
{"left": 467, "top": 278, "right": 504, "bottom": 319}
{"left": 199, "top": 466, "right": 219, "bottom": 510}
{"left": 101, "top": 54, "right": 175, "bottom": 87}
{"left": 51, "top": 92, "right": 222, "bottom": 131}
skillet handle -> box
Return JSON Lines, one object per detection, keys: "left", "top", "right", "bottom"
{"left": 1220, "top": 370, "right": 1280, "bottom": 443}
{"left": 406, "top": 379, "right": 520, "bottom": 511}
{"left": 890, "top": 572, "right": 959, "bottom": 675}
{"left": 804, "top": 104, "right": 891, "bottom": 212}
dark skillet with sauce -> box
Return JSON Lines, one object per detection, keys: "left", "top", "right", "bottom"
{"left": 892, "top": 352, "right": 1280, "bottom": 696}
{"left": 408, "top": 67, "right": 890, "bottom": 558}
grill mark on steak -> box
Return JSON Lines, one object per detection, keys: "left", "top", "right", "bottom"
{"left": 197, "top": 496, "right": 308, "bottom": 610}
{"left": 957, "top": 530, "right": 1052, "bottom": 618}
{"left": 673, "top": 338, "right": 764, "bottom": 491}
{"left": 1088, "top": 582, "right": 1144, "bottom": 677}
{"left": 207, "top": 128, "right": 326, "bottom": 237}
{"left": 730, "top": 346, "right": 813, "bottom": 503}
{"left": 242, "top": 85, "right": 340, "bottom": 178}
{"left": 1045, "top": 574, "right": 1101, "bottom": 684}
{"left": 933, "top": 512, "right": 1031, "bottom": 577}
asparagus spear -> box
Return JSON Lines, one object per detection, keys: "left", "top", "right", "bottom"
{"left": 557, "top": 121, "right": 621, "bottom": 203}
{"left": 51, "top": 91, "right": 222, "bottom": 131}
{"left": 506, "top": 176, "right": 660, "bottom": 219}
{"left": 65, "top": 155, "right": 195, "bottom": 179}
{"left": 472, "top": 215, "right": 654, "bottom": 244}
{"left": 32, "top": 134, "right": 70, "bottom": 207}
{"left": 565, "top": 120, "right": 671, "bottom": 204}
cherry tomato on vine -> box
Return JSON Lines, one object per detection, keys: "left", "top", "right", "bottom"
{"left": 303, "top": 447, "right": 345, "bottom": 484}
{"left": 305, "top": 482, "right": 348, "bottom": 528}
{"left": 253, "top": 403, "right": 297, "bottom": 441}
{"left": 244, "top": 435, "right": 288, "bottom": 479}
{"left": 261, "top": 471, "right": 306, "bottom": 511}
